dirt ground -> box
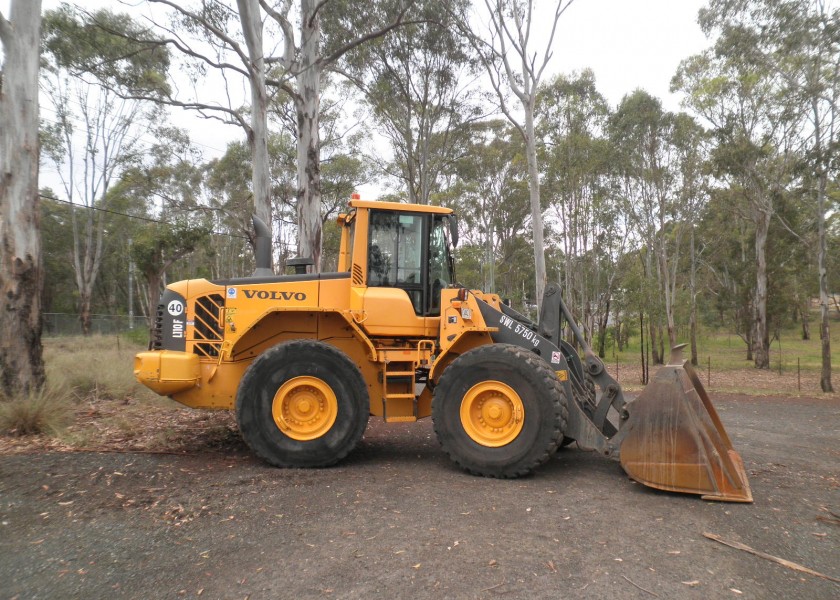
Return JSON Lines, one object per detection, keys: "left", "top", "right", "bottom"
{"left": 1, "top": 393, "right": 839, "bottom": 600}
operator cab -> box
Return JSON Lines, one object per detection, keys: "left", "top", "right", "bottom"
{"left": 338, "top": 197, "right": 456, "bottom": 335}
{"left": 367, "top": 210, "right": 454, "bottom": 316}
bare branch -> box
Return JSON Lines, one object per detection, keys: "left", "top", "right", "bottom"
{"left": 484, "top": 0, "right": 526, "bottom": 101}
{"left": 145, "top": 0, "right": 253, "bottom": 74}
{"left": 535, "top": 1, "right": 575, "bottom": 83}
{"left": 259, "top": 0, "right": 296, "bottom": 69}
{"left": 0, "top": 10, "right": 11, "bottom": 46}
{"left": 154, "top": 34, "right": 251, "bottom": 80}
{"left": 124, "top": 89, "right": 250, "bottom": 132}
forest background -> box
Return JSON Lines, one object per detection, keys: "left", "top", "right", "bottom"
{"left": 1, "top": 0, "right": 838, "bottom": 399}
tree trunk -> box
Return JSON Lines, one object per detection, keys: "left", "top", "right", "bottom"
{"left": 237, "top": 0, "right": 272, "bottom": 244}
{"left": 813, "top": 100, "right": 833, "bottom": 392}
{"left": 799, "top": 302, "right": 811, "bottom": 341}
{"left": 616, "top": 317, "right": 624, "bottom": 352}
{"left": 79, "top": 294, "right": 92, "bottom": 336}
{"left": 649, "top": 321, "right": 662, "bottom": 365}
{"left": 752, "top": 205, "right": 771, "bottom": 369}
{"left": 145, "top": 270, "right": 161, "bottom": 342}
{"left": 296, "top": 0, "right": 323, "bottom": 271}
{"left": 523, "top": 103, "right": 547, "bottom": 310}
{"left": 70, "top": 204, "right": 104, "bottom": 337}
{"left": 689, "top": 224, "right": 698, "bottom": 366}
{"left": 597, "top": 297, "right": 610, "bottom": 359}
{"left": 639, "top": 312, "right": 648, "bottom": 385}
{"left": 816, "top": 161, "right": 833, "bottom": 391}
{"left": 0, "top": 0, "right": 45, "bottom": 398}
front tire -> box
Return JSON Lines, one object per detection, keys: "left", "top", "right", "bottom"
{"left": 236, "top": 340, "right": 369, "bottom": 468}
{"left": 432, "top": 344, "right": 568, "bottom": 478}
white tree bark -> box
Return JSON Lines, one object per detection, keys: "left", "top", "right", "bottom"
{"left": 295, "top": 0, "right": 323, "bottom": 270}
{"left": 0, "top": 0, "right": 45, "bottom": 396}
{"left": 467, "top": 0, "right": 574, "bottom": 309}
{"left": 237, "top": 0, "right": 273, "bottom": 233}
{"left": 752, "top": 203, "right": 771, "bottom": 369}
{"left": 523, "top": 102, "right": 547, "bottom": 307}
{"left": 814, "top": 101, "right": 833, "bottom": 391}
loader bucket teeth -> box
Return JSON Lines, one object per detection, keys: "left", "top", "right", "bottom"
{"left": 618, "top": 346, "right": 753, "bottom": 503}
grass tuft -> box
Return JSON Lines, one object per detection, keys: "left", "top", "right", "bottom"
{"left": 0, "top": 385, "right": 73, "bottom": 436}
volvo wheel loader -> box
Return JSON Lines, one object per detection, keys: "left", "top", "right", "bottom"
{"left": 134, "top": 195, "right": 752, "bottom": 502}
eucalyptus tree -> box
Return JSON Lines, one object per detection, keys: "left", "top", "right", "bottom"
{"left": 110, "top": 131, "right": 212, "bottom": 330}
{"left": 39, "top": 194, "right": 76, "bottom": 317}
{"left": 446, "top": 121, "right": 531, "bottom": 300}
{"left": 455, "top": 0, "right": 577, "bottom": 310}
{"left": 609, "top": 91, "right": 685, "bottom": 362}
{"left": 205, "top": 133, "right": 297, "bottom": 272}
{"left": 142, "top": 0, "right": 417, "bottom": 271}
{"left": 40, "top": 5, "right": 170, "bottom": 335}
{"left": 674, "top": 24, "right": 802, "bottom": 369}
{"left": 333, "top": 0, "right": 481, "bottom": 205}
{"left": 671, "top": 113, "right": 710, "bottom": 366}
{"left": 698, "top": 0, "right": 838, "bottom": 387}
{"left": 0, "top": 0, "right": 44, "bottom": 397}
{"left": 537, "top": 70, "right": 625, "bottom": 351}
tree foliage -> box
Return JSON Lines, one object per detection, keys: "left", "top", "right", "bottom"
{"left": 32, "top": 0, "right": 839, "bottom": 391}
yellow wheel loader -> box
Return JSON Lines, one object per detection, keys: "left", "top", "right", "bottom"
{"left": 134, "top": 196, "right": 752, "bottom": 502}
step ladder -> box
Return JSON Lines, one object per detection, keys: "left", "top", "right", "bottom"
{"left": 381, "top": 359, "right": 417, "bottom": 422}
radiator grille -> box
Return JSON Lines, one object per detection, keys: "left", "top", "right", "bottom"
{"left": 152, "top": 303, "right": 164, "bottom": 349}
{"left": 193, "top": 294, "right": 225, "bottom": 358}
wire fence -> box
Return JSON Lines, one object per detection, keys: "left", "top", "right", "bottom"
{"left": 43, "top": 313, "right": 149, "bottom": 337}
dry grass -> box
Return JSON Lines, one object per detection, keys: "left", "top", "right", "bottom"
{"left": 44, "top": 335, "right": 159, "bottom": 403}
{"left": 0, "top": 335, "right": 242, "bottom": 456}
{"left": 1, "top": 333, "right": 836, "bottom": 457}
{"left": 0, "top": 385, "right": 72, "bottom": 436}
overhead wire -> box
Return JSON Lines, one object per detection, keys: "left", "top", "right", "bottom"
{"left": 39, "top": 193, "right": 250, "bottom": 240}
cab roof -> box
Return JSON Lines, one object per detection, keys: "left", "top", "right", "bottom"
{"left": 349, "top": 198, "right": 453, "bottom": 215}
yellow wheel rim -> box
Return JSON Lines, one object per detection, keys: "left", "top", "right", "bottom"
{"left": 272, "top": 376, "right": 338, "bottom": 441}
{"left": 460, "top": 380, "right": 525, "bottom": 447}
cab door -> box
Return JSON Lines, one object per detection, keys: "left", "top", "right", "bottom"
{"left": 361, "top": 210, "right": 429, "bottom": 337}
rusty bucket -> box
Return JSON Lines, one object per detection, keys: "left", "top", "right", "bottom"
{"left": 618, "top": 346, "right": 753, "bottom": 503}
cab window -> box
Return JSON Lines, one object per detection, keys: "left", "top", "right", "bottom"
{"left": 368, "top": 212, "right": 424, "bottom": 312}
{"left": 427, "top": 216, "right": 452, "bottom": 315}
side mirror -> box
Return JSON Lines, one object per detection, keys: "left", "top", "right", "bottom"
{"left": 448, "top": 214, "right": 459, "bottom": 248}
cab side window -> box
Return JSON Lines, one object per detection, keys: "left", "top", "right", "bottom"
{"left": 427, "top": 216, "right": 451, "bottom": 315}
{"left": 368, "top": 212, "right": 424, "bottom": 312}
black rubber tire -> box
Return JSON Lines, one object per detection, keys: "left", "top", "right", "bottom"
{"left": 235, "top": 340, "right": 369, "bottom": 468}
{"left": 432, "top": 344, "right": 568, "bottom": 478}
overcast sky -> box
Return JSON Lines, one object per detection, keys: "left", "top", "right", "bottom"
{"left": 551, "top": 0, "right": 709, "bottom": 110}
{"left": 7, "top": 0, "right": 713, "bottom": 194}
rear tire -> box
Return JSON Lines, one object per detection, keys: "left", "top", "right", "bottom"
{"left": 432, "top": 344, "right": 568, "bottom": 478}
{"left": 236, "top": 340, "right": 369, "bottom": 468}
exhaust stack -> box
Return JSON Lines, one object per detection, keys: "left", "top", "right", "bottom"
{"left": 252, "top": 214, "right": 273, "bottom": 277}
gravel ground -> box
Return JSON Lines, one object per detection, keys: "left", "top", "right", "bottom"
{"left": 1, "top": 394, "right": 838, "bottom": 600}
